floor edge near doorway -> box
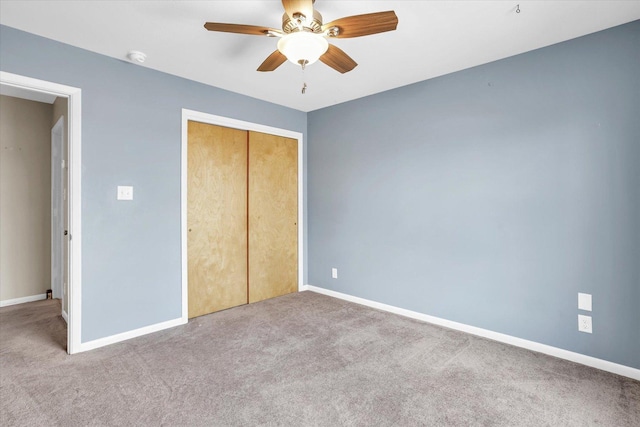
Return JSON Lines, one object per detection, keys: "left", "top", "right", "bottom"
{"left": 76, "top": 316, "right": 187, "bottom": 353}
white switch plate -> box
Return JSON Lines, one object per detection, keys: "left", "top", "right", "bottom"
{"left": 117, "top": 186, "right": 133, "bottom": 200}
{"left": 578, "top": 314, "right": 592, "bottom": 333}
{"left": 331, "top": 268, "right": 338, "bottom": 279}
{"left": 578, "top": 293, "right": 592, "bottom": 311}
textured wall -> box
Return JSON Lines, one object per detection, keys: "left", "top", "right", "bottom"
{"left": 0, "top": 95, "right": 53, "bottom": 301}
{"left": 308, "top": 21, "right": 640, "bottom": 368}
{"left": 0, "top": 25, "right": 307, "bottom": 342}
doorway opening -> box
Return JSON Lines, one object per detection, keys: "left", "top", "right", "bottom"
{"left": 0, "top": 71, "right": 82, "bottom": 354}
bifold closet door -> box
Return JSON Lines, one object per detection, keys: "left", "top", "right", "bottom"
{"left": 187, "top": 121, "right": 248, "bottom": 318}
{"left": 248, "top": 131, "right": 298, "bottom": 303}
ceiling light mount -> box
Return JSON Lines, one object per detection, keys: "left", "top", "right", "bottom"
{"left": 126, "top": 50, "right": 147, "bottom": 64}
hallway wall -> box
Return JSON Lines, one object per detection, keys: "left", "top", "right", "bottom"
{"left": 0, "top": 95, "right": 53, "bottom": 302}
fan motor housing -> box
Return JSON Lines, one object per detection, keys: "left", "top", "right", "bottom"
{"left": 282, "top": 10, "right": 324, "bottom": 34}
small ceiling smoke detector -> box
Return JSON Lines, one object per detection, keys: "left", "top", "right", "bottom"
{"left": 127, "top": 50, "right": 146, "bottom": 64}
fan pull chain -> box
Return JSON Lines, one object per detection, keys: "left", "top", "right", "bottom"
{"left": 301, "top": 61, "right": 307, "bottom": 95}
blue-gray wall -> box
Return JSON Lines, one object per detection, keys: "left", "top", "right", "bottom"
{"left": 308, "top": 21, "right": 639, "bottom": 369}
{"left": 0, "top": 25, "right": 307, "bottom": 343}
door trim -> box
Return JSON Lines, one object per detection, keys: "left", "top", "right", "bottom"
{"left": 181, "top": 109, "right": 304, "bottom": 322}
{"left": 0, "top": 71, "right": 82, "bottom": 354}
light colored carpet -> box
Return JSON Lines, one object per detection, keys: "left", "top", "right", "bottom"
{"left": 1, "top": 291, "right": 638, "bottom": 426}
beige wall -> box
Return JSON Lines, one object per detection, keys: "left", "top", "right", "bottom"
{"left": 52, "top": 97, "right": 67, "bottom": 129}
{"left": 0, "top": 95, "right": 53, "bottom": 301}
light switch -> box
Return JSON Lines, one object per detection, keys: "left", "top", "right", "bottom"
{"left": 578, "top": 293, "right": 592, "bottom": 311}
{"left": 117, "top": 186, "right": 133, "bottom": 201}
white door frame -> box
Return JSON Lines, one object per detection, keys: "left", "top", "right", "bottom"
{"left": 51, "top": 116, "right": 64, "bottom": 301}
{"left": 0, "top": 71, "right": 82, "bottom": 354}
{"left": 180, "top": 108, "right": 304, "bottom": 322}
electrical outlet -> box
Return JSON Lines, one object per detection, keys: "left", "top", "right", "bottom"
{"left": 331, "top": 268, "right": 338, "bottom": 279}
{"left": 117, "top": 185, "right": 134, "bottom": 200}
{"left": 578, "top": 314, "right": 592, "bottom": 333}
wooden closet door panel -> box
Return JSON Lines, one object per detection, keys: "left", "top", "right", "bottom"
{"left": 248, "top": 131, "right": 298, "bottom": 303}
{"left": 188, "top": 121, "right": 248, "bottom": 318}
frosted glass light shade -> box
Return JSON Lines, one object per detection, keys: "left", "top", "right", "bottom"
{"left": 277, "top": 32, "right": 329, "bottom": 66}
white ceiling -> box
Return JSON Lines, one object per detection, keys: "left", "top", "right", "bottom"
{"left": 1, "top": 1, "right": 639, "bottom": 112}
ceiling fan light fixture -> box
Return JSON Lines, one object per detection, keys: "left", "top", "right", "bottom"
{"left": 277, "top": 31, "right": 328, "bottom": 66}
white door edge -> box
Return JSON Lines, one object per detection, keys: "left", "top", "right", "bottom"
{"left": 51, "top": 116, "right": 64, "bottom": 300}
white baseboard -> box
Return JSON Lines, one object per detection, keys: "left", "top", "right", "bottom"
{"left": 303, "top": 285, "right": 640, "bottom": 381}
{"left": 77, "top": 316, "right": 188, "bottom": 353}
{"left": 0, "top": 293, "right": 47, "bottom": 307}
{"left": 61, "top": 309, "right": 68, "bottom": 323}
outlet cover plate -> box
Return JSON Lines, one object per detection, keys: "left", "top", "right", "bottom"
{"left": 331, "top": 268, "right": 338, "bottom": 279}
{"left": 578, "top": 314, "right": 592, "bottom": 333}
{"left": 117, "top": 185, "right": 133, "bottom": 200}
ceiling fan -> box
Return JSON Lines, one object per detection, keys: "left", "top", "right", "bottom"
{"left": 204, "top": 0, "right": 398, "bottom": 74}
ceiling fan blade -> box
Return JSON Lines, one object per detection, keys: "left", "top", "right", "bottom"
{"left": 257, "top": 50, "right": 288, "bottom": 72}
{"left": 320, "top": 44, "right": 358, "bottom": 74}
{"left": 282, "top": 0, "right": 314, "bottom": 20}
{"left": 322, "top": 11, "right": 398, "bottom": 38}
{"left": 204, "top": 22, "right": 279, "bottom": 36}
